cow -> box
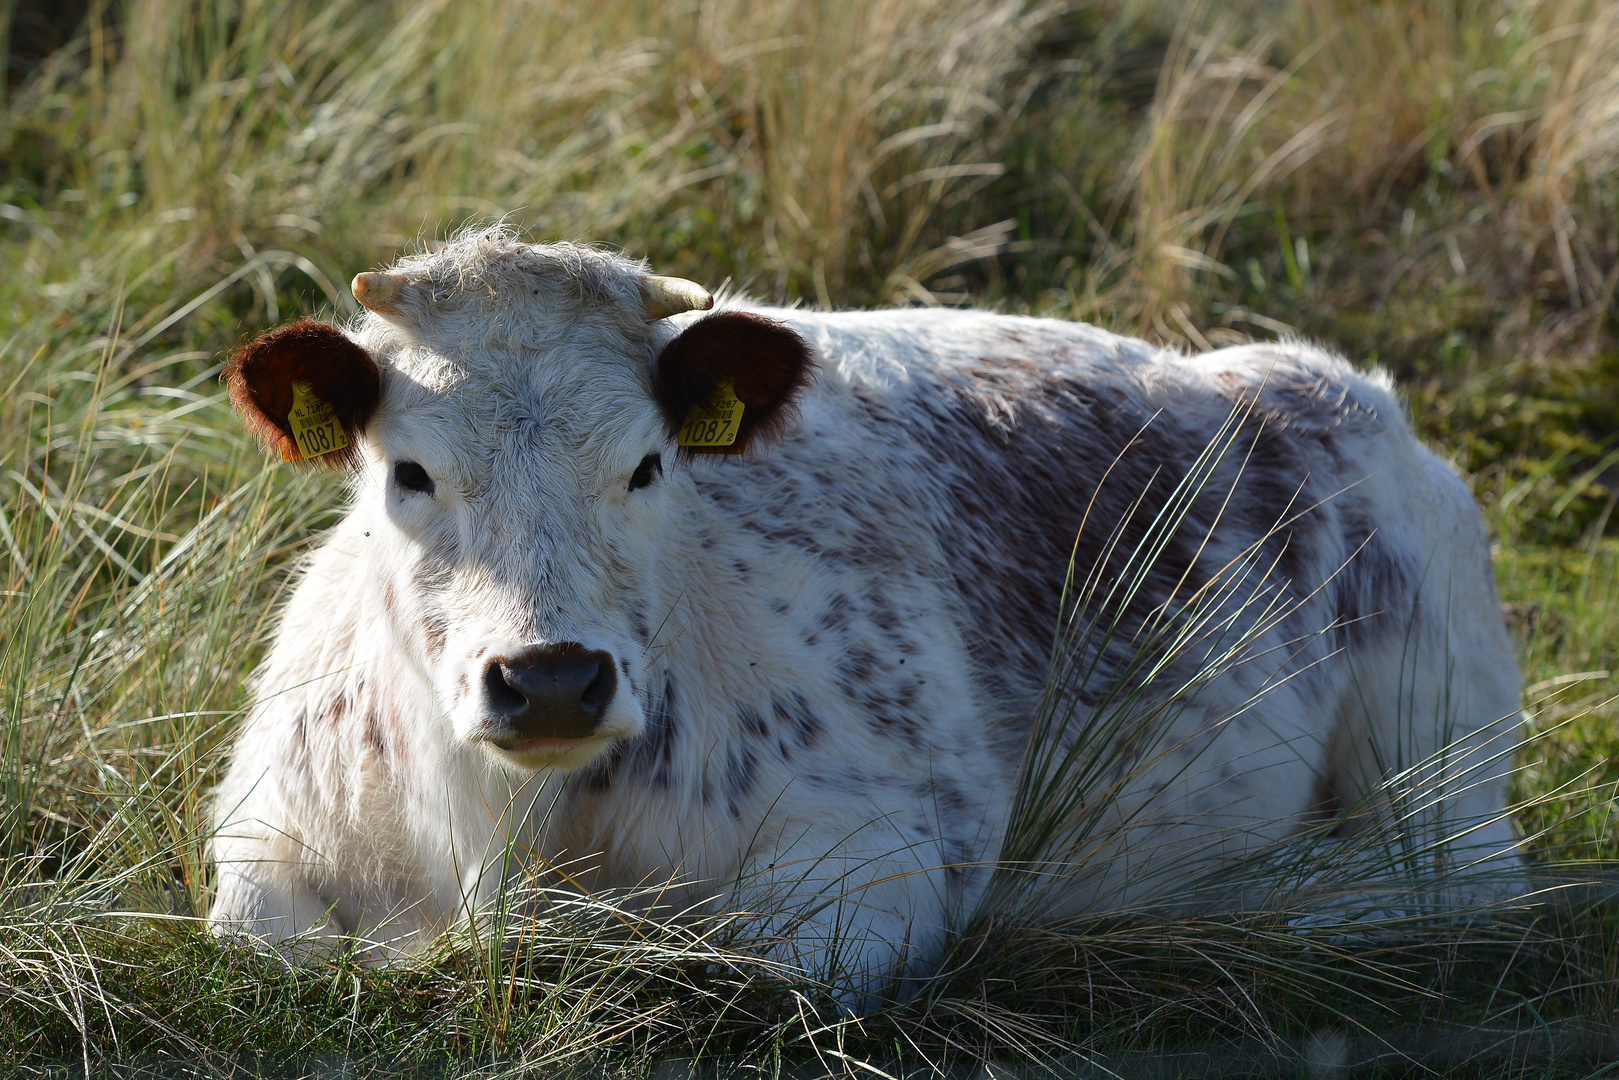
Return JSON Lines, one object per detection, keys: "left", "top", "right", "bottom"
{"left": 209, "top": 226, "right": 1526, "bottom": 1006}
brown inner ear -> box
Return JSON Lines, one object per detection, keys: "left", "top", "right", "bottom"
{"left": 654, "top": 311, "right": 814, "bottom": 456}
{"left": 224, "top": 317, "right": 381, "bottom": 469}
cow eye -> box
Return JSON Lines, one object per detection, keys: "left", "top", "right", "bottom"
{"left": 627, "top": 453, "right": 662, "bottom": 492}
{"left": 394, "top": 461, "right": 435, "bottom": 495}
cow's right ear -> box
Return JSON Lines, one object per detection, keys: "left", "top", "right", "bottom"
{"left": 224, "top": 317, "right": 381, "bottom": 470}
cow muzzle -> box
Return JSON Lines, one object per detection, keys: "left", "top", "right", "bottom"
{"left": 482, "top": 643, "right": 617, "bottom": 748}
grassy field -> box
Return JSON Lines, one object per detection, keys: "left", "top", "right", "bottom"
{"left": 3, "top": 0, "right": 1619, "bottom": 1073}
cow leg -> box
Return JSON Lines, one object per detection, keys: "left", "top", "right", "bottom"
{"left": 732, "top": 826, "right": 982, "bottom": 1012}
{"left": 1324, "top": 465, "right": 1526, "bottom": 907}
{"left": 210, "top": 834, "right": 347, "bottom": 953}
{"left": 1071, "top": 690, "right": 1335, "bottom": 913}
{"left": 1324, "top": 635, "right": 1525, "bottom": 901}
{"left": 741, "top": 900, "right": 943, "bottom": 1014}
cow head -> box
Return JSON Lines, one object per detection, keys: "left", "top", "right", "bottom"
{"left": 225, "top": 231, "right": 813, "bottom": 772}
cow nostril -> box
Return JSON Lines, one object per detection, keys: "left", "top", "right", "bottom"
{"left": 579, "top": 655, "right": 615, "bottom": 715}
{"left": 482, "top": 643, "right": 618, "bottom": 741}
{"left": 484, "top": 661, "right": 527, "bottom": 716}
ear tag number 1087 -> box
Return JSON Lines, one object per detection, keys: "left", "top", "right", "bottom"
{"left": 678, "top": 381, "right": 745, "bottom": 448}
{"left": 283, "top": 380, "right": 350, "bottom": 461}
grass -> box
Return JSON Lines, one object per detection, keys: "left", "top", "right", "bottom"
{"left": 3, "top": 0, "right": 1619, "bottom": 1073}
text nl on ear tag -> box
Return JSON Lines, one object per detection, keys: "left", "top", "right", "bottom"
{"left": 678, "top": 380, "right": 745, "bottom": 449}
{"left": 282, "top": 380, "right": 350, "bottom": 461}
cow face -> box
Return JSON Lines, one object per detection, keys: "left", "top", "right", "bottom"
{"left": 226, "top": 236, "right": 812, "bottom": 772}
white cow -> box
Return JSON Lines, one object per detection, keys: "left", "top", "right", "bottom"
{"left": 210, "top": 227, "right": 1525, "bottom": 1003}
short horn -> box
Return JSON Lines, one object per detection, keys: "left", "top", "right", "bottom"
{"left": 643, "top": 275, "right": 714, "bottom": 320}
{"left": 352, "top": 272, "right": 409, "bottom": 314}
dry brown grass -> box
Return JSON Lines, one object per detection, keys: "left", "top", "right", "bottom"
{"left": 1036, "top": 0, "right": 1619, "bottom": 351}
{"left": 9, "top": 0, "right": 1054, "bottom": 315}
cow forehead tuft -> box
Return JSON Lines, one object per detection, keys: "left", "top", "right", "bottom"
{"left": 352, "top": 229, "right": 671, "bottom": 391}
{"left": 385, "top": 227, "right": 653, "bottom": 322}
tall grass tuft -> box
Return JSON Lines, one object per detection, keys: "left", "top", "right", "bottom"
{"left": 8, "top": 0, "right": 1054, "bottom": 311}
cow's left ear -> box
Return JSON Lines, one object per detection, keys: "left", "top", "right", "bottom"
{"left": 224, "top": 317, "right": 381, "bottom": 470}
{"left": 653, "top": 312, "right": 815, "bottom": 456}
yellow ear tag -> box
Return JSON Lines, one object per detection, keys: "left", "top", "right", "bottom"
{"left": 677, "top": 380, "right": 745, "bottom": 448}
{"left": 282, "top": 380, "right": 350, "bottom": 461}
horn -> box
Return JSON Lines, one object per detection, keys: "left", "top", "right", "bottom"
{"left": 352, "top": 272, "right": 409, "bottom": 314}
{"left": 643, "top": 275, "right": 714, "bottom": 320}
